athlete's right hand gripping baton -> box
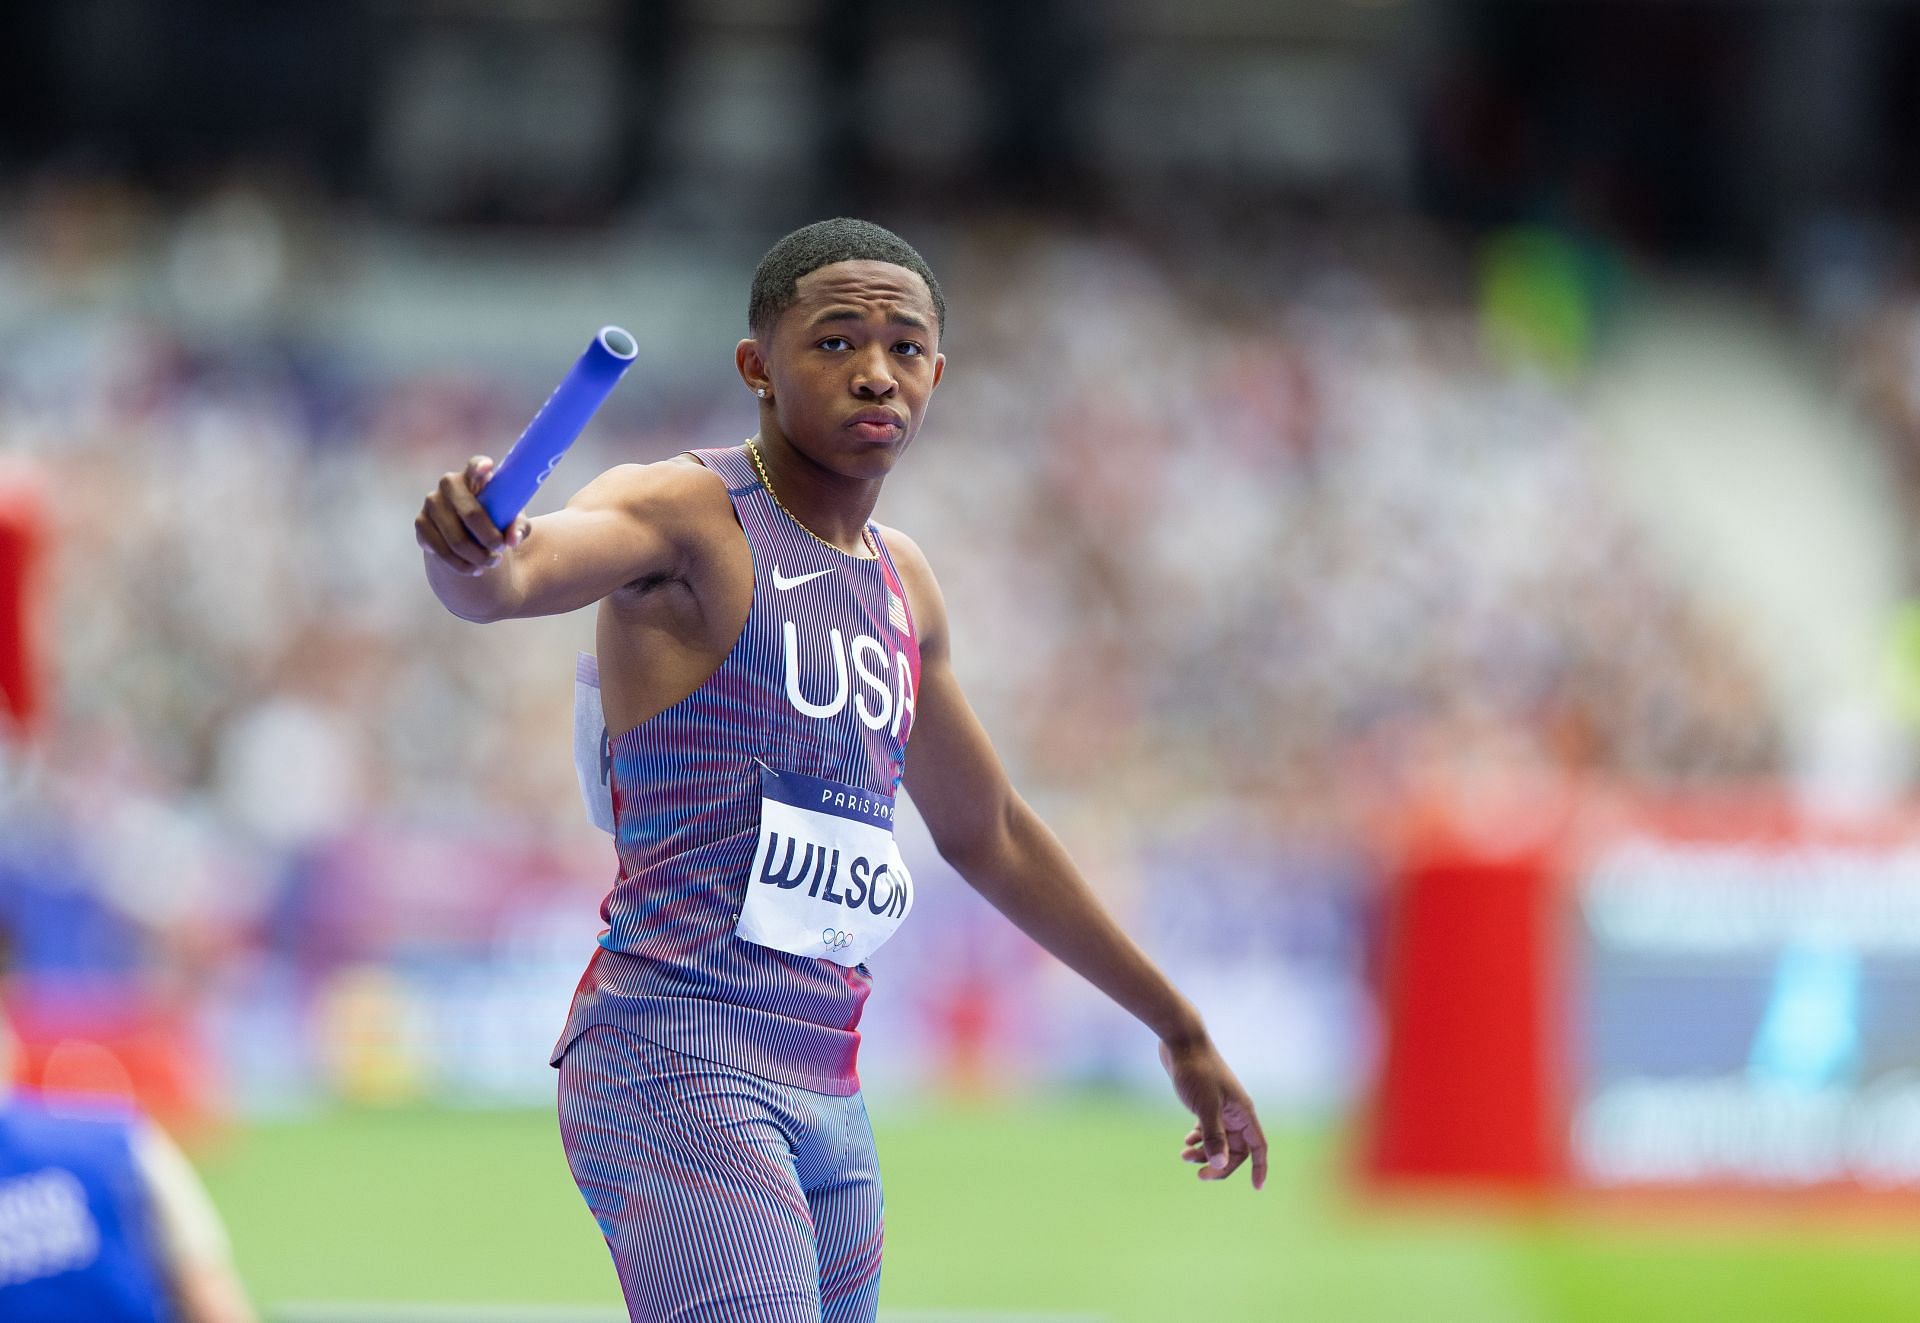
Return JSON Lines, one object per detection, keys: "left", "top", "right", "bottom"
{"left": 479, "top": 326, "right": 639, "bottom": 530}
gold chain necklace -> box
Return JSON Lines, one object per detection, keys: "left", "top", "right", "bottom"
{"left": 745, "top": 440, "right": 876, "bottom": 559}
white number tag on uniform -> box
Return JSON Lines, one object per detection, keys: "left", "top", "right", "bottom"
{"left": 573, "top": 653, "right": 615, "bottom": 834}
{"left": 737, "top": 763, "right": 914, "bottom": 968}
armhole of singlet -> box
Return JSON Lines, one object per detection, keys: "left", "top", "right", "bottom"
{"left": 868, "top": 526, "right": 921, "bottom": 640}
{"left": 685, "top": 448, "right": 759, "bottom": 563}
{"left": 698, "top": 450, "right": 779, "bottom": 755}
{"left": 601, "top": 448, "right": 766, "bottom": 749}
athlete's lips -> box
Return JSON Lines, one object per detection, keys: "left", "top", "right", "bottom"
{"left": 844, "top": 408, "right": 905, "bottom": 436}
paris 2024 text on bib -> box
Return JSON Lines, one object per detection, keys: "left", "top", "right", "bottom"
{"left": 737, "top": 762, "right": 913, "bottom": 968}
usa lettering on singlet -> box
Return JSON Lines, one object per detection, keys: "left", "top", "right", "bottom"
{"left": 554, "top": 444, "right": 922, "bottom": 1096}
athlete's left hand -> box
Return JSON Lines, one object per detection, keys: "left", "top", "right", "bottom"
{"left": 1159, "top": 1037, "right": 1268, "bottom": 1191}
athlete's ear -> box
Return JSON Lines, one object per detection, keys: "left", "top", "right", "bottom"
{"left": 736, "top": 338, "right": 773, "bottom": 399}
{"left": 931, "top": 352, "right": 946, "bottom": 391}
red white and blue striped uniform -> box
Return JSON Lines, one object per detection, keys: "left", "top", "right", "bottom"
{"left": 559, "top": 1027, "right": 884, "bottom": 1322}
{"left": 553, "top": 444, "right": 918, "bottom": 1322}
{"left": 551, "top": 443, "right": 920, "bottom": 1093}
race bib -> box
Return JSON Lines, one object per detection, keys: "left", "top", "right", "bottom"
{"left": 573, "top": 653, "right": 615, "bottom": 834}
{"left": 737, "top": 763, "right": 914, "bottom": 968}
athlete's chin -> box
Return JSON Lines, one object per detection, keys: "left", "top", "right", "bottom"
{"left": 822, "top": 433, "right": 910, "bottom": 479}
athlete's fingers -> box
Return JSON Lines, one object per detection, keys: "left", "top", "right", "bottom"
{"left": 424, "top": 492, "right": 493, "bottom": 568}
{"left": 414, "top": 511, "right": 447, "bottom": 557}
{"left": 425, "top": 499, "right": 498, "bottom": 576}
{"left": 461, "top": 458, "right": 528, "bottom": 549}
{"left": 441, "top": 468, "right": 508, "bottom": 555}
{"left": 1198, "top": 1096, "right": 1230, "bottom": 1173}
{"left": 1232, "top": 1099, "right": 1269, "bottom": 1192}
{"left": 1194, "top": 1099, "right": 1265, "bottom": 1182}
{"left": 417, "top": 521, "right": 491, "bottom": 577}
{"left": 461, "top": 456, "right": 508, "bottom": 551}
{"left": 415, "top": 508, "right": 474, "bottom": 571}
{"left": 1164, "top": 1041, "right": 1260, "bottom": 1185}
{"left": 1197, "top": 1127, "right": 1250, "bottom": 1181}
{"left": 463, "top": 455, "right": 496, "bottom": 495}
{"left": 1198, "top": 1099, "right": 1266, "bottom": 1188}
{"left": 464, "top": 457, "right": 529, "bottom": 550}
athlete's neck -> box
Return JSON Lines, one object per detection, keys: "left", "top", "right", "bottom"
{"left": 748, "top": 431, "right": 882, "bottom": 556}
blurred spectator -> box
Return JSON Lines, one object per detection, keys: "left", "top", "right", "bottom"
{"left": 0, "top": 928, "right": 256, "bottom": 1323}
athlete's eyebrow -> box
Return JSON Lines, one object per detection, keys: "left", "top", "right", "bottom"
{"left": 810, "top": 306, "right": 933, "bottom": 336}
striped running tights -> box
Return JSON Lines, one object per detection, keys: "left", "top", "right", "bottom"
{"left": 557, "top": 1025, "right": 884, "bottom": 1322}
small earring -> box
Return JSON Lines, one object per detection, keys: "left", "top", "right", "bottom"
{"left": 755, "top": 388, "right": 768, "bottom": 398}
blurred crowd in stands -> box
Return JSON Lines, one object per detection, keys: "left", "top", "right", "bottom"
{"left": 0, "top": 181, "right": 1785, "bottom": 1107}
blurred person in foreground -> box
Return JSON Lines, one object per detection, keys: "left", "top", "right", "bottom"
{"left": 0, "top": 932, "right": 255, "bottom": 1323}
{"left": 416, "top": 218, "right": 1267, "bottom": 1322}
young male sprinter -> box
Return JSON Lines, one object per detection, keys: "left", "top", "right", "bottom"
{"left": 415, "top": 218, "right": 1267, "bottom": 1322}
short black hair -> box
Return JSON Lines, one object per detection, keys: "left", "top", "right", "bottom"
{"left": 748, "top": 218, "right": 945, "bottom": 340}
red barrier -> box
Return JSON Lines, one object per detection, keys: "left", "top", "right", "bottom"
{"left": 1363, "top": 783, "right": 1570, "bottom": 1193}
{"left": 1364, "top": 783, "right": 1920, "bottom": 1203}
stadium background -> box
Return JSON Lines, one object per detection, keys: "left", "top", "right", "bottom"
{"left": 5, "top": 0, "right": 1920, "bottom": 1318}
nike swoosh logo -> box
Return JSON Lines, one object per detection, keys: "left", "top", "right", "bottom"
{"left": 772, "top": 566, "right": 834, "bottom": 591}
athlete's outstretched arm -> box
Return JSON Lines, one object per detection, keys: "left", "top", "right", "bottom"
{"left": 886, "top": 529, "right": 1267, "bottom": 1191}
{"left": 416, "top": 457, "right": 711, "bottom": 622}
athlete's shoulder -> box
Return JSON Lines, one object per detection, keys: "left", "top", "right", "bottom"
{"left": 574, "top": 453, "right": 726, "bottom": 505}
{"left": 873, "top": 522, "right": 931, "bottom": 576}
{"left": 569, "top": 454, "right": 736, "bottom": 536}
{"left": 874, "top": 524, "right": 949, "bottom": 653}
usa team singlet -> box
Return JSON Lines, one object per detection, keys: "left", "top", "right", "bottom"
{"left": 551, "top": 444, "right": 921, "bottom": 1096}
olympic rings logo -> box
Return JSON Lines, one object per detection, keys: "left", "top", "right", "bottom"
{"left": 821, "top": 927, "right": 856, "bottom": 951}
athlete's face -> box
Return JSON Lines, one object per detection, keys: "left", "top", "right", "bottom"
{"left": 742, "top": 260, "right": 945, "bottom": 478}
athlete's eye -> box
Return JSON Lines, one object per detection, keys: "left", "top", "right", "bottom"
{"left": 819, "top": 336, "right": 852, "bottom": 352}
{"left": 893, "top": 342, "right": 923, "bottom": 357}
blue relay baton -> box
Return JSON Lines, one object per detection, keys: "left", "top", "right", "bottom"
{"left": 479, "top": 326, "right": 639, "bottom": 530}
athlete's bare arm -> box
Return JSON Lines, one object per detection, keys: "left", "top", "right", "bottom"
{"left": 415, "top": 455, "right": 720, "bottom": 623}
{"left": 418, "top": 452, "right": 752, "bottom": 737}
{"left": 883, "top": 527, "right": 1269, "bottom": 1191}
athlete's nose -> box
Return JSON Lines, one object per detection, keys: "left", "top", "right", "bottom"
{"left": 850, "top": 344, "right": 897, "bottom": 399}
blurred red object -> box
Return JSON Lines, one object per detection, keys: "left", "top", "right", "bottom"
{"left": 0, "top": 462, "right": 49, "bottom": 738}
{"left": 6, "top": 988, "right": 216, "bottom": 1143}
{"left": 1362, "top": 777, "right": 1573, "bottom": 1195}
{"left": 1363, "top": 782, "right": 1920, "bottom": 1207}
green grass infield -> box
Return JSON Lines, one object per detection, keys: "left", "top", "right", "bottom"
{"left": 197, "top": 1093, "right": 1920, "bottom": 1323}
